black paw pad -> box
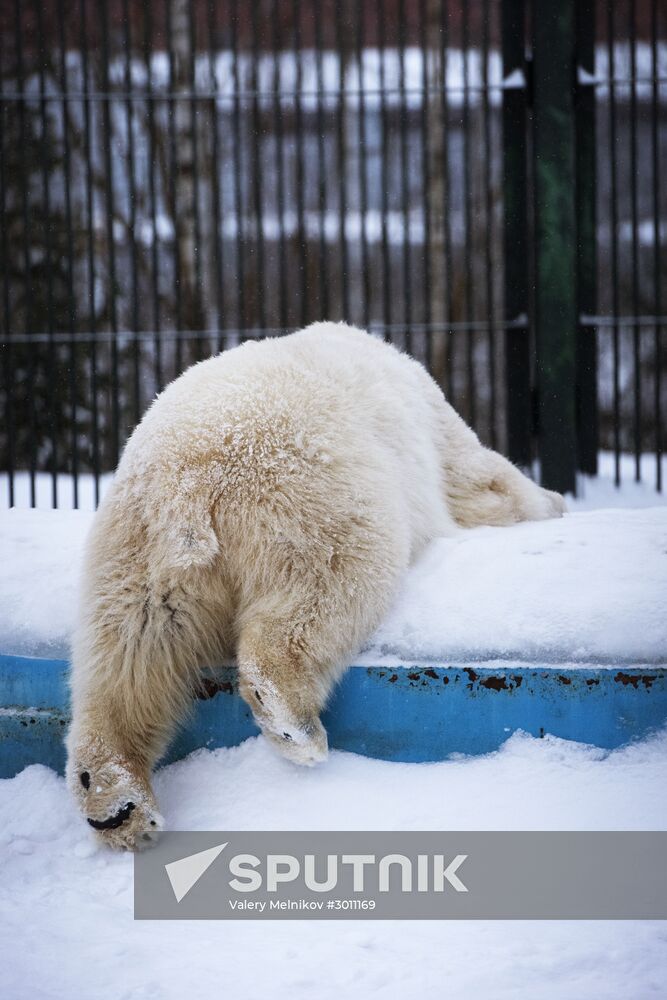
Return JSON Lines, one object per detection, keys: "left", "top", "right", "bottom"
{"left": 282, "top": 732, "right": 293, "bottom": 741}
{"left": 80, "top": 771, "right": 90, "bottom": 790}
{"left": 87, "top": 801, "right": 136, "bottom": 831}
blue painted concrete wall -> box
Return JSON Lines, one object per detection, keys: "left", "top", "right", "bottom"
{"left": 1, "top": 654, "right": 666, "bottom": 778}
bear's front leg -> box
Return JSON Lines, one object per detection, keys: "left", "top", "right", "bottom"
{"left": 67, "top": 725, "right": 164, "bottom": 851}
{"left": 67, "top": 581, "right": 204, "bottom": 849}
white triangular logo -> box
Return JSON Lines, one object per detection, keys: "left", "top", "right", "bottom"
{"left": 165, "top": 842, "right": 228, "bottom": 903}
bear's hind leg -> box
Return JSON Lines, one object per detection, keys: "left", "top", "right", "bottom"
{"left": 445, "top": 446, "right": 566, "bottom": 528}
{"left": 237, "top": 615, "right": 334, "bottom": 767}
{"left": 430, "top": 385, "right": 566, "bottom": 527}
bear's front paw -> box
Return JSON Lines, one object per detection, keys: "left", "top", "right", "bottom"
{"left": 85, "top": 794, "right": 164, "bottom": 852}
{"left": 69, "top": 756, "right": 164, "bottom": 851}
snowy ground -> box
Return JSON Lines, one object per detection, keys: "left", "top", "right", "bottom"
{"left": 1, "top": 454, "right": 666, "bottom": 999}
{"left": 1, "top": 734, "right": 666, "bottom": 1000}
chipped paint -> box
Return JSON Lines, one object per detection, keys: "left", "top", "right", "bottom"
{"left": 614, "top": 672, "right": 657, "bottom": 690}
{"left": 1, "top": 653, "right": 667, "bottom": 775}
{"left": 479, "top": 675, "right": 508, "bottom": 691}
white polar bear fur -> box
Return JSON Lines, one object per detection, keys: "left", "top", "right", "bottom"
{"left": 66, "top": 322, "right": 564, "bottom": 848}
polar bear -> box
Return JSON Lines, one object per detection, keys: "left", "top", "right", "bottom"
{"left": 66, "top": 322, "right": 564, "bottom": 848}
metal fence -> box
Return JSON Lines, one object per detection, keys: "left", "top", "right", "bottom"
{"left": 0, "top": 0, "right": 665, "bottom": 507}
{"left": 592, "top": 0, "right": 665, "bottom": 490}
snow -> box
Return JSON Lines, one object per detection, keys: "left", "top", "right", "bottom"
{"left": 1, "top": 732, "right": 666, "bottom": 1000}
{"left": 1, "top": 454, "right": 666, "bottom": 663}
{"left": 0, "top": 508, "right": 94, "bottom": 659}
{"left": 368, "top": 507, "right": 667, "bottom": 665}
{"left": 572, "top": 451, "right": 667, "bottom": 511}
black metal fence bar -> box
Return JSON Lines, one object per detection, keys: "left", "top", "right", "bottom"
{"left": 482, "top": 0, "right": 497, "bottom": 451}
{"left": 653, "top": 0, "right": 663, "bottom": 490}
{"left": 146, "top": 2, "right": 162, "bottom": 393}
{"left": 314, "top": 1, "right": 329, "bottom": 321}
{"left": 532, "top": 0, "right": 578, "bottom": 494}
{"left": 0, "top": 13, "right": 13, "bottom": 507}
{"left": 121, "top": 0, "right": 141, "bottom": 428}
{"left": 12, "top": 0, "right": 30, "bottom": 507}
{"left": 34, "top": 0, "right": 58, "bottom": 509}
{"left": 378, "top": 0, "right": 391, "bottom": 341}
{"left": 606, "top": 2, "right": 621, "bottom": 485}
{"left": 502, "top": 0, "right": 531, "bottom": 468}
{"left": 629, "top": 0, "right": 641, "bottom": 482}
{"left": 79, "top": 0, "right": 100, "bottom": 505}
{"left": 292, "top": 0, "right": 308, "bottom": 329}
{"left": 575, "top": 0, "right": 598, "bottom": 476}
{"left": 418, "top": 0, "right": 432, "bottom": 371}
{"left": 440, "top": 3, "right": 455, "bottom": 404}
{"left": 401, "top": 0, "right": 414, "bottom": 356}
{"left": 100, "top": 0, "right": 120, "bottom": 469}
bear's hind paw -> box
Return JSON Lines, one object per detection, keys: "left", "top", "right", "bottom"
{"left": 264, "top": 715, "right": 329, "bottom": 767}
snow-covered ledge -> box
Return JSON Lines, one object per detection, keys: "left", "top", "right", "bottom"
{"left": 1, "top": 506, "right": 666, "bottom": 664}
{"left": 1, "top": 505, "right": 666, "bottom": 775}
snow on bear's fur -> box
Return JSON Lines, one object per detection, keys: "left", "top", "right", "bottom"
{"left": 66, "top": 322, "right": 565, "bottom": 848}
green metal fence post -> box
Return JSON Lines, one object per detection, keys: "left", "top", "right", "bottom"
{"left": 532, "top": 0, "right": 578, "bottom": 494}
{"left": 502, "top": 0, "right": 532, "bottom": 468}
{"left": 575, "top": 0, "right": 598, "bottom": 475}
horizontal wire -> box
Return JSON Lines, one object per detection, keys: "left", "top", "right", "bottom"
{"left": 0, "top": 84, "right": 513, "bottom": 102}
{"left": 1, "top": 318, "right": 530, "bottom": 345}
{"left": 580, "top": 314, "right": 667, "bottom": 328}
{"left": 5, "top": 316, "right": 666, "bottom": 346}
{"left": 2, "top": 77, "right": 666, "bottom": 104}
